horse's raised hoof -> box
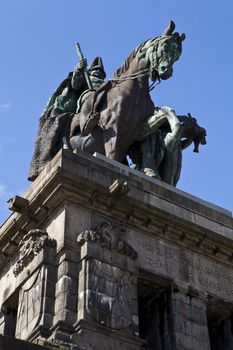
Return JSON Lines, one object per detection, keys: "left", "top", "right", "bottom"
{"left": 82, "top": 112, "right": 100, "bottom": 136}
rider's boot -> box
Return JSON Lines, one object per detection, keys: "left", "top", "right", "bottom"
{"left": 81, "top": 112, "right": 100, "bottom": 136}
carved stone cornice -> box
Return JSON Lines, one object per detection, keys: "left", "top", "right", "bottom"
{"left": 0, "top": 150, "right": 232, "bottom": 269}
{"left": 13, "top": 229, "right": 56, "bottom": 276}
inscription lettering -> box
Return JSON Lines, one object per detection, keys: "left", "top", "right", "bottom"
{"left": 135, "top": 238, "right": 233, "bottom": 300}
{"left": 137, "top": 240, "right": 174, "bottom": 259}
{"left": 198, "top": 277, "right": 221, "bottom": 292}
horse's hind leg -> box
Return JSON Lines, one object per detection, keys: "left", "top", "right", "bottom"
{"left": 102, "top": 127, "right": 119, "bottom": 160}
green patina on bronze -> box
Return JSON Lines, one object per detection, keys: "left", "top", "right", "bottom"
{"left": 29, "top": 21, "right": 206, "bottom": 187}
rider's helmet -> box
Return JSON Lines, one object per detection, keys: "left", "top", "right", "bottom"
{"left": 88, "top": 57, "right": 106, "bottom": 80}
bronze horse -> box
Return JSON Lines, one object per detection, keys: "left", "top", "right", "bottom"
{"left": 70, "top": 21, "right": 185, "bottom": 162}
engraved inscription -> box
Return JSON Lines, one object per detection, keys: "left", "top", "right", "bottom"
{"left": 130, "top": 233, "right": 233, "bottom": 301}
{"left": 137, "top": 239, "right": 174, "bottom": 275}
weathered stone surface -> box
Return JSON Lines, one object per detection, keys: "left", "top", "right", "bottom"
{"left": 169, "top": 290, "right": 211, "bottom": 350}
{"left": 53, "top": 258, "right": 79, "bottom": 333}
{"left": 57, "top": 260, "right": 79, "bottom": 280}
{"left": 78, "top": 258, "right": 133, "bottom": 329}
{"left": 71, "top": 320, "right": 143, "bottom": 350}
{"left": 0, "top": 335, "right": 52, "bottom": 350}
{"left": 0, "top": 150, "right": 233, "bottom": 349}
{"left": 15, "top": 265, "right": 55, "bottom": 340}
{"left": 128, "top": 229, "right": 233, "bottom": 302}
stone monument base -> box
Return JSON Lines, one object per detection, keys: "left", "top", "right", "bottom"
{"left": 0, "top": 149, "right": 232, "bottom": 349}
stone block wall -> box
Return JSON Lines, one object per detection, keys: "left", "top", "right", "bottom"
{"left": 0, "top": 150, "right": 232, "bottom": 349}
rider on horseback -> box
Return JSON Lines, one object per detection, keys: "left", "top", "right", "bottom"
{"left": 28, "top": 56, "right": 106, "bottom": 181}
{"left": 72, "top": 56, "right": 106, "bottom": 136}
{"left": 44, "top": 56, "right": 106, "bottom": 116}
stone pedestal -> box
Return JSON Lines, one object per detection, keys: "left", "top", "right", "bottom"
{"left": 0, "top": 149, "right": 233, "bottom": 349}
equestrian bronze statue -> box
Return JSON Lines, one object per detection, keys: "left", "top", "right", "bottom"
{"left": 29, "top": 21, "right": 206, "bottom": 187}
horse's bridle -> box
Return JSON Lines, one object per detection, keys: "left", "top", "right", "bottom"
{"left": 111, "top": 38, "right": 166, "bottom": 84}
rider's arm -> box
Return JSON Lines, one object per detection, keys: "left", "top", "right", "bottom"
{"left": 71, "top": 58, "right": 87, "bottom": 91}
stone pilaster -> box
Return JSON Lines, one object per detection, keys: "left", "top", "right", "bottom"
{"left": 166, "top": 287, "right": 211, "bottom": 350}
{"left": 71, "top": 221, "right": 143, "bottom": 350}
{"left": 50, "top": 250, "right": 80, "bottom": 342}
{"left": 13, "top": 229, "right": 57, "bottom": 341}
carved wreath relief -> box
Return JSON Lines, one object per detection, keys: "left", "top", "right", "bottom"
{"left": 77, "top": 221, "right": 137, "bottom": 259}
{"left": 13, "top": 229, "right": 56, "bottom": 276}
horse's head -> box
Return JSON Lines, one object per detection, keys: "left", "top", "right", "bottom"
{"left": 147, "top": 21, "right": 185, "bottom": 81}
{"left": 113, "top": 21, "right": 185, "bottom": 83}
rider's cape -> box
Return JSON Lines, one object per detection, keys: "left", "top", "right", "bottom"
{"left": 28, "top": 73, "right": 78, "bottom": 181}
{"left": 28, "top": 77, "right": 111, "bottom": 181}
{"left": 28, "top": 110, "right": 75, "bottom": 181}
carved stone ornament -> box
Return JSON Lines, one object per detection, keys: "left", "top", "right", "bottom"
{"left": 77, "top": 221, "right": 137, "bottom": 259}
{"left": 13, "top": 229, "right": 56, "bottom": 277}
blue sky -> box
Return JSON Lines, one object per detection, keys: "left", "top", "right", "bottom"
{"left": 0, "top": 0, "right": 233, "bottom": 224}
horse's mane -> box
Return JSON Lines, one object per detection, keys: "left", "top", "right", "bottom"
{"left": 113, "top": 37, "right": 159, "bottom": 78}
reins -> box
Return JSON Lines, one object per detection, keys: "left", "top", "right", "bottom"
{"left": 111, "top": 43, "right": 161, "bottom": 90}
{"left": 111, "top": 68, "right": 150, "bottom": 82}
{"left": 111, "top": 66, "right": 161, "bottom": 92}
{"left": 111, "top": 65, "right": 161, "bottom": 91}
